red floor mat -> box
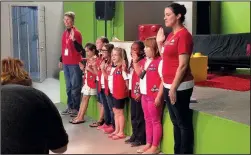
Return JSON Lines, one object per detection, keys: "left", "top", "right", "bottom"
{"left": 195, "top": 74, "right": 251, "bottom": 91}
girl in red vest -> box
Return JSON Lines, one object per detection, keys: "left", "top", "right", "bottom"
{"left": 89, "top": 37, "right": 110, "bottom": 128}
{"left": 108, "top": 47, "right": 129, "bottom": 140}
{"left": 70, "top": 43, "right": 99, "bottom": 124}
{"left": 133, "top": 37, "right": 163, "bottom": 154}
{"left": 95, "top": 44, "right": 116, "bottom": 133}
{"left": 125, "top": 41, "right": 146, "bottom": 147}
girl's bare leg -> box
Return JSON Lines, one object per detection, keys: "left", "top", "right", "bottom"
{"left": 74, "top": 95, "right": 90, "bottom": 121}
{"left": 117, "top": 109, "right": 125, "bottom": 136}
{"left": 111, "top": 108, "right": 119, "bottom": 135}
{"left": 72, "top": 97, "right": 85, "bottom": 121}
{"left": 98, "top": 104, "right": 104, "bottom": 122}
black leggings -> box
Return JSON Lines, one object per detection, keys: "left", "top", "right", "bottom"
{"left": 130, "top": 98, "right": 146, "bottom": 143}
{"left": 164, "top": 87, "right": 194, "bottom": 154}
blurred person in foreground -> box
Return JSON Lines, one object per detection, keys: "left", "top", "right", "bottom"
{"left": 1, "top": 57, "right": 69, "bottom": 154}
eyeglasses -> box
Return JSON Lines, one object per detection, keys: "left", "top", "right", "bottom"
{"left": 101, "top": 49, "right": 108, "bottom": 52}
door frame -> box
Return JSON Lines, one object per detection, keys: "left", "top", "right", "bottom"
{"left": 9, "top": 4, "right": 46, "bottom": 82}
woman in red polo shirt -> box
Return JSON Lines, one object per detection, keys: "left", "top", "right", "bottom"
{"left": 157, "top": 3, "right": 194, "bottom": 154}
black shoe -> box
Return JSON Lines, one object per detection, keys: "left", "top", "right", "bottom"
{"left": 125, "top": 136, "right": 135, "bottom": 144}
{"left": 131, "top": 141, "right": 144, "bottom": 147}
{"left": 70, "top": 109, "right": 78, "bottom": 117}
{"left": 61, "top": 108, "right": 71, "bottom": 115}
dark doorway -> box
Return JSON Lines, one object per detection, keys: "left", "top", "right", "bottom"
{"left": 196, "top": 1, "right": 211, "bottom": 34}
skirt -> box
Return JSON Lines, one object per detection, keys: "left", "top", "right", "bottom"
{"left": 81, "top": 84, "right": 97, "bottom": 96}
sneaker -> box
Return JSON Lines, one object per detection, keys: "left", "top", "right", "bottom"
{"left": 61, "top": 108, "right": 71, "bottom": 115}
{"left": 125, "top": 135, "right": 136, "bottom": 144}
{"left": 131, "top": 141, "right": 144, "bottom": 147}
{"left": 103, "top": 125, "right": 115, "bottom": 134}
{"left": 97, "top": 124, "right": 107, "bottom": 130}
{"left": 70, "top": 109, "right": 78, "bottom": 117}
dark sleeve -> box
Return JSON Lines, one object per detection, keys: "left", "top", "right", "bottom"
{"left": 73, "top": 40, "right": 84, "bottom": 53}
{"left": 59, "top": 55, "right": 62, "bottom": 62}
{"left": 40, "top": 92, "right": 68, "bottom": 150}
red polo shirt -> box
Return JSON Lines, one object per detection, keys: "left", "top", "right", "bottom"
{"left": 162, "top": 28, "right": 194, "bottom": 90}
{"left": 61, "top": 27, "right": 82, "bottom": 65}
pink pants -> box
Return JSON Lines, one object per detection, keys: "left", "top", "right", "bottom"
{"left": 141, "top": 95, "right": 163, "bottom": 146}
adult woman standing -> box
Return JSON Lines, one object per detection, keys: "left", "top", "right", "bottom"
{"left": 157, "top": 3, "right": 194, "bottom": 154}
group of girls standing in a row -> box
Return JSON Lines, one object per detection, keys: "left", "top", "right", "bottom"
{"left": 69, "top": 3, "right": 195, "bottom": 154}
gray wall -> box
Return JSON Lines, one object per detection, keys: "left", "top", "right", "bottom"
{"left": 124, "top": 1, "right": 172, "bottom": 41}
{"left": 123, "top": 1, "right": 199, "bottom": 41}
{"left": 1, "top": 2, "right": 64, "bottom": 79}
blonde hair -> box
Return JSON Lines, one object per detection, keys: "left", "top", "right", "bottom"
{"left": 113, "top": 47, "right": 129, "bottom": 68}
{"left": 1, "top": 57, "right": 32, "bottom": 86}
{"left": 64, "top": 11, "right": 75, "bottom": 22}
{"left": 144, "top": 36, "right": 160, "bottom": 58}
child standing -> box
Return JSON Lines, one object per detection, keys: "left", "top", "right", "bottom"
{"left": 70, "top": 43, "right": 99, "bottom": 124}
{"left": 125, "top": 41, "right": 146, "bottom": 147}
{"left": 133, "top": 37, "right": 163, "bottom": 154}
{"left": 96, "top": 44, "right": 115, "bottom": 132}
{"left": 108, "top": 47, "right": 129, "bottom": 140}
{"left": 89, "top": 37, "right": 110, "bottom": 128}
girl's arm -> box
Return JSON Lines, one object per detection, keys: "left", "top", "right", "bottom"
{"left": 92, "top": 61, "right": 99, "bottom": 75}
{"left": 122, "top": 70, "right": 130, "bottom": 90}
{"left": 156, "top": 60, "right": 164, "bottom": 100}
{"left": 133, "top": 61, "right": 142, "bottom": 76}
{"left": 156, "top": 79, "right": 163, "bottom": 100}
{"left": 101, "top": 62, "right": 109, "bottom": 80}
{"left": 86, "top": 67, "right": 96, "bottom": 74}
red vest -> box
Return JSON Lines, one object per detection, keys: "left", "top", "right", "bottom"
{"left": 112, "top": 66, "right": 128, "bottom": 99}
{"left": 97, "top": 63, "right": 111, "bottom": 95}
{"left": 142, "top": 57, "right": 162, "bottom": 98}
{"left": 84, "top": 59, "right": 97, "bottom": 89}
{"left": 131, "top": 70, "right": 141, "bottom": 99}
{"left": 62, "top": 27, "right": 82, "bottom": 65}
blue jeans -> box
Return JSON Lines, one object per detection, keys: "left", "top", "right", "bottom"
{"left": 105, "top": 92, "right": 115, "bottom": 128}
{"left": 63, "top": 64, "right": 82, "bottom": 110}
{"left": 100, "top": 89, "right": 111, "bottom": 125}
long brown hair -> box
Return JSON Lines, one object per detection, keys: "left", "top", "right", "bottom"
{"left": 144, "top": 36, "right": 160, "bottom": 58}
{"left": 1, "top": 57, "right": 32, "bottom": 86}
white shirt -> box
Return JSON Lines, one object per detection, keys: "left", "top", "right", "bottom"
{"left": 139, "top": 59, "right": 163, "bottom": 95}
{"left": 108, "top": 66, "right": 129, "bottom": 94}
{"left": 101, "top": 74, "right": 105, "bottom": 88}
{"left": 128, "top": 69, "right": 134, "bottom": 90}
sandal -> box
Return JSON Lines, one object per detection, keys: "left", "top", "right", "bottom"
{"left": 71, "top": 120, "right": 85, "bottom": 124}
{"left": 89, "top": 120, "right": 104, "bottom": 127}
{"left": 69, "top": 118, "right": 77, "bottom": 123}
{"left": 108, "top": 133, "right": 116, "bottom": 138}
{"left": 112, "top": 134, "right": 126, "bottom": 140}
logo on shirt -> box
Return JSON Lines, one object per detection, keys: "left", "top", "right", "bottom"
{"left": 148, "top": 64, "right": 157, "bottom": 71}
{"left": 151, "top": 85, "right": 159, "bottom": 92}
{"left": 115, "top": 70, "right": 122, "bottom": 75}
{"left": 133, "top": 82, "right": 140, "bottom": 95}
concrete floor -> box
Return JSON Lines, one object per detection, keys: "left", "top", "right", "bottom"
{"left": 51, "top": 104, "right": 141, "bottom": 154}
{"left": 34, "top": 78, "right": 249, "bottom": 154}
{"left": 33, "top": 78, "right": 60, "bottom": 103}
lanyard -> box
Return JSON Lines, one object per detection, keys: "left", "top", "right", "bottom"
{"left": 65, "top": 31, "right": 71, "bottom": 48}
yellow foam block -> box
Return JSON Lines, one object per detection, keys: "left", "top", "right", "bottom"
{"left": 190, "top": 56, "right": 208, "bottom": 82}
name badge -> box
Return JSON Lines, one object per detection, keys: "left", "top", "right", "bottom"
{"left": 64, "top": 48, "right": 69, "bottom": 56}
